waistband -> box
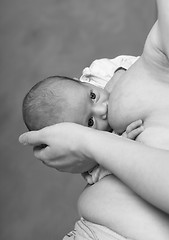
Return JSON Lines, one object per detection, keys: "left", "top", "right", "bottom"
{"left": 63, "top": 218, "right": 132, "bottom": 240}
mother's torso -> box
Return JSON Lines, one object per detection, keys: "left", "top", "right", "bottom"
{"left": 78, "top": 58, "right": 169, "bottom": 240}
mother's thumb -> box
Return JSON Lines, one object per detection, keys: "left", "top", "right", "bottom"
{"left": 19, "top": 131, "right": 44, "bottom": 146}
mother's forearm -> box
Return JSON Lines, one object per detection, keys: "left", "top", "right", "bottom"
{"left": 83, "top": 130, "right": 169, "bottom": 214}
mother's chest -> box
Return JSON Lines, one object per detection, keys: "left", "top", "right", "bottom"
{"left": 108, "top": 79, "right": 149, "bottom": 133}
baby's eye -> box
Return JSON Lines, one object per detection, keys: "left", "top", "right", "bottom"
{"left": 90, "top": 91, "right": 96, "bottom": 100}
{"left": 88, "top": 117, "right": 94, "bottom": 127}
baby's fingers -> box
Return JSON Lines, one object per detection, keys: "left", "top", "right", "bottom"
{"left": 126, "top": 119, "right": 143, "bottom": 133}
{"left": 127, "top": 126, "right": 144, "bottom": 140}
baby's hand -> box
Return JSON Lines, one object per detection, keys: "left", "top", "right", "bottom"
{"left": 122, "top": 119, "right": 144, "bottom": 140}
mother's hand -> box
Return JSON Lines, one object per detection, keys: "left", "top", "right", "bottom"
{"left": 19, "top": 122, "right": 97, "bottom": 173}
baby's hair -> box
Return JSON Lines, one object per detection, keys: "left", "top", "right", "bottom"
{"left": 22, "top": 75, "right": 81, "bottom": 131}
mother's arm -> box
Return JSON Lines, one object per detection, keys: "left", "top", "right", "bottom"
{"left": 142, "top": 0, "right": 169, "bottom": 70}
{"left": 19, "top": 122, "right": 169, "bottom": 214}
{"left": 157, "top": 0, "right": 169, "bottom": 58}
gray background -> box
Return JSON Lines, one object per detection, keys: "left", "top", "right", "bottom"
{"left": 0, "top": 0, "right": 156, "bottom": 239}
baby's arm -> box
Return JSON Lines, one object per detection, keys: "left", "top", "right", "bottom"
{"left": 83, "top": 119, "right": 144, "bottom": 185}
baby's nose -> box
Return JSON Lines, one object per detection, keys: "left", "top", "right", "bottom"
{"left": 93, "top": 102, "right": 108, "bottom": 120}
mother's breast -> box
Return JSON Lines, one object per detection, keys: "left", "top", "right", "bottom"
{"left": 107, "top": 58, "right": 152, "bottom": 133}
{"left": 107, "top": 82, "right": 143, "bottom": 134}
{"left": 136, "top": 126, "right": 169, "bottom": 150}
{"left": 78, "top": 174, "right": 134, "bottom": 229}
{"left": 78, "top": 175, "right": 169, "bottom": 239}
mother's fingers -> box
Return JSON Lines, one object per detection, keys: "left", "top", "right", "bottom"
{"left": 33, "top": 145, "right": 80, "bottom": 173}
{"left": 33, "top": 146, "right": 62, "bottom": 168}
{"left": 33, "top": 145, "right": 51, "bottom": 160}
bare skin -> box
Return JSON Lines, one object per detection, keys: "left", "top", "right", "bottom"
{"left": 78, "top": 54, "right": 169, "bottom": 240}
{"left": 19, "top": 1, "right": 169, "bottom": 239}
{"left": 78, "top": 13, "right": 169, "bottom": 238}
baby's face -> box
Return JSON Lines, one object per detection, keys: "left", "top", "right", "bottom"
{"left": 62, "top": 82, "right": 111, "bottom": 132}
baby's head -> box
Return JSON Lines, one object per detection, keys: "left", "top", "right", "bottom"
{"left": 23, "top": 76, "right": 111, "bottom": 131}
{"left": 23, "top": 76, "right": 80, "bottom": 130}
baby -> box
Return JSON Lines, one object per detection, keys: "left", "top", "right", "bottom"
{"left": 23, "top": 54, "right": 139, "bottom": 132}
{"left": 22, "top": 66, "right": 143, "bottom": 184}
